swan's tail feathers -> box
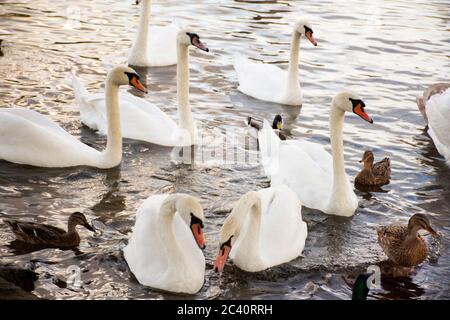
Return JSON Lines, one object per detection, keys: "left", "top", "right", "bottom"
{"left": 233, "top": 53, "right": 247, "bottom": 68}
{"left": 71, "top": 73, "right": 90, "bottom": 107}
{"left": 258, "top": 119, "right": 281, "bottom": 178}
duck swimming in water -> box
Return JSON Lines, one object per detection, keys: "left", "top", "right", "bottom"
{"left": 355, "top": 150, "right": 390, "bottom": 186}
{"left": 377, "top": 213, "right": 438, "bottom": 277}
{"left": 4, "top": 212, "right": 96, "bottom": 249}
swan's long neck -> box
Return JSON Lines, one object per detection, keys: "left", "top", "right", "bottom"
{"left": 329, "top": 106, "right": 351, "bottom": 202}
{"left": 286, "top": 30, "right": 301, "bottom": 92}
{"left": 231, "top": 192, "right": 264, "bottom": 267}
{"left": 103, "top": 75, "right": 122, "bottom": 167}
{"left": 177, "top": 43, "right": 195, "bottom": 140}
{"left": 131, "top": 0, "right": 151, "bottom": 58}
{"left": 159, "top": 194, "right": 186, "bottom": 265}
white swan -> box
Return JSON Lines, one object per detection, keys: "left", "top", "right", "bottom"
{"left": 213, "top": 185, "right": 307, "bottom": 273}
{"left": 0, "top": 66, "right": 146, "bottom": 168}
{"left": 258, "top": 92, "right": 373, "bottom": 217}
{"left": 123, "top": 193, "right": 206, "bottom": 294}
{"left": 74, "top": 30, "right": 209, "bottom": 147}
{"left": 416, "top": 84, "right": 450, "bottom": 166}
{"left": 234, "top": 19, "right": 317, "bottom": 106}
{"left": 128, "top": 0, "right": 180, "bottom": 67}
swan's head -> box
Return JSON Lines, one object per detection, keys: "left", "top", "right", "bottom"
{"left": 213, "top": 217, "right": 236, "bottom": 273}
{"left": 272, "top": 114, "right": 283, "bottom": 130}
{"left": 332, "top": 92, "right": 373, "bottom": 123}
{"left": 109, "top": 65, "right": 147, "bottom": 93}
{"left": 176, "top": 195, "right": 206, "bottom": 250}
{"left": 177, "top": 29, "right": 209, "bottom": 52}
{"left": 295, "top": 19, "right": 317, "bottom": 46}
{"left": 214, "top": 192, "right": 260, "bottom": 272}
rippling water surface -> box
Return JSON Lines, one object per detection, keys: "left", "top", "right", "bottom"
{"left": 0, "top": 0, "right": 449, "bottom": 299}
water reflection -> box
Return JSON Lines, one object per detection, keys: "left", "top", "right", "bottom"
{"left": 0, "top": 0, "right": 449, "bottom": 299}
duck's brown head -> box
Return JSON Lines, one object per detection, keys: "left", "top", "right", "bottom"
{"left": 360, "top": 151, "right": 374, "bottom": 165}
{"left": 408, "top": 214, "right": 437, "bottom": 237}
{"left": 68, "top": 212, "right": 96, "bottom": 233}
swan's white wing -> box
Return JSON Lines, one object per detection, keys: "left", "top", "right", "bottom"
{"left": 293, "top": 140, "right": 333, "bottom": 175}
{"left": 234, "top": 54, "right": 286, "bottom": 103}
{"left": 95, "top": 93, "right": 180, "bottom": 145}
{"left": 74, "top": 80, "right": 181, "bottom": 146}
{"left": 123, "top": 195, "right": 168, "bottom": 286}
{"left": 0, "top": 110, "right": 99, "bottom": 167}
{"left": 258, "top": 120, "right": 281, "bottom": 178}
{"left": 258, "top": 120, "right": 332, "bottom": 211}
{"left": 0, "top": 108, "right": 74, "bottom": 139}
{"left": 147, "top": 23, "right": 179, "bottom": 67}
{"left": 426, "top": 88, "right": 450, "bottom": 164}
{"left": 275, "top": 142, "right": 332, "bottom": 211}
{"left": 123, "top": 194, "right": 205, "bottom": 294}
{"left": 72, "top": 74, "right": 105, "bottom": 132}
{"left": 258, "top": 185, "right": 307, "bottom": 266}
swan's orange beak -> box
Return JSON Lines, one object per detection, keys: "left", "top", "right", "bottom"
{"left": 353, "top": 103, "right": 373, "bottom": 124}
{"left": 130, "top": 76, "right": 148, "bottom": 94}
{"left": 214, "top": 244, "right": 231, "bottom": 273}
{"left": 306, "top": 31, "right": 317, "bottom": 46}
{"left": 191, "top": 223, "right": 206, "bottom": 250}
{"left": 192, "top": 36, "right": 209, "bottom": 52}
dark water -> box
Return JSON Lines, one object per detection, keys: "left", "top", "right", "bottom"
{"left": 0, "top": 0, "right": 449, "bottom": 299}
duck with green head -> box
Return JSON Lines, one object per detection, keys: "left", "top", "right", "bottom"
{"left": 247, "top": 114, "right": 286, "bottom": 140}
{"left": 352, "top": 273, "right": 372, "bottom": 300}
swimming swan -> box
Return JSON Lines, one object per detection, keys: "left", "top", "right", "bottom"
{"left": 234, "top": 19, "right": 317, "bottom": 106}
{"left": 73, "top": 30, "right": 209, "bottom": 147}
{"left": 258, "top": 92, "right": 373, "bottom": 217}
{"left": 123, "top": 194, "right": 206, "bottom": 294}
{"left": 213, "top": 185, "right": 307, "bottom": 273}
{"left": 0, "top": 66, "right": 146, "bottom": 168}
{"left": 128, "top": 0, "right": 180, "bottom": 67}
{"left": 416, "top": 84, "right": 450, "bottom": 166}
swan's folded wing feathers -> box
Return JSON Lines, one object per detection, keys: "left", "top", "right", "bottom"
{"left": 426, "top": 88, "right": 450, "bottom": 163}
{"left": 0, "top": 108, "right": 74, "bottom": 139}
{"left": 234, "top": 54, "right": 286, "bottom": 102}
{"left": 147, "top": 24, "right": 179, "bottom": 66}
{"left": 0, "top": 111, "right": 100, "bottom": 167}
{"left": 258, "top": 119, "right": 281, "bottom": 178}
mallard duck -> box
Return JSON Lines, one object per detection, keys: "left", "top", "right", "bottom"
{"left": 4, "top": 212, "right": 95, "bottom": 249}
{"left": 355, "top": 150, "right": 391, "bottom": 186}
{"left": 247, "top": 114, "right": 287, "bottom": 140}
{"left": 352, "top": 273, "right": 372, "bottom": 300}
{"left": 377, "top": 214, "right": 437, "bottom": 276}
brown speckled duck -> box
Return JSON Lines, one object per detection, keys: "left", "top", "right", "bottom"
{"left": 377, "top": 214, "right": 437, "bottom": 276}
{"left": 4, "top": 212, "right": 95, "bottom": 249}
{"left": 355, "top": 150, "right": 390, "bottom": 186}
